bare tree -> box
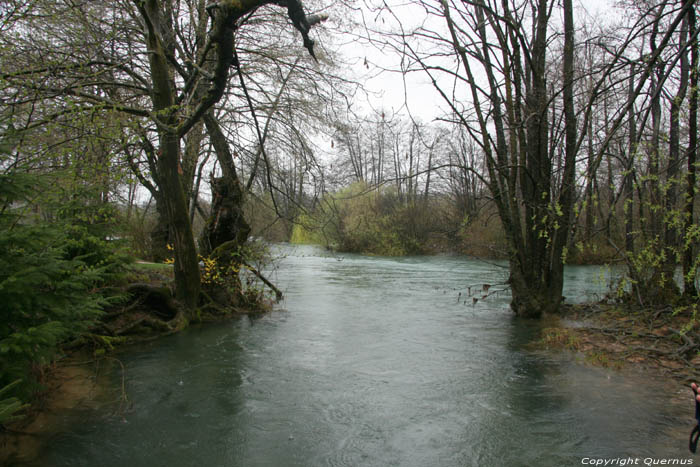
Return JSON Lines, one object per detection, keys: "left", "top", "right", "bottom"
{"left": 378, "top": 0, "right": 694, "bottom": 315}
{"left": 1, "top": 0, "right": 327, "bottom": 314}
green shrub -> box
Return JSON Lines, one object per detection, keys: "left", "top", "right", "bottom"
{"left": 290, "top": 212, "right": 328, "bottom": 245}
{"left": 290, "top": 182, "right": 436, "bottom": 256}
{"left": 0, "top": 169, "right": 129, "bottom": 406}
{"left": 0, "top": 380, "right": 29, "bottom": 424}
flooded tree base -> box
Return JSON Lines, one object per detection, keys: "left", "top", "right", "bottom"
{"left": 535, "top": 303, "right": 700, "bottom": 383}
{"left": 101, "top": 265, "right": 274, "bottom": 341}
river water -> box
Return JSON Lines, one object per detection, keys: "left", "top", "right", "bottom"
{"left": 27, "top": 244, "right": 693, "bottom": 466}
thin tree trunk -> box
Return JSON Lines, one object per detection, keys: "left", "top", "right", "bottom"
{"left": 424, "top": 140, "right": 434, "bottom": 204}
{"left": 548, "top": 0, "right": 577, "bottom": 303}
{"left": 684, "top": 0, "right": 699, "bottom": 297}
{"left": 664, "top": 12, "right": 689, "bottom": 279}
{"left": 625, "top": 66, "right": 637, "bottom": 255}
{"left": 190, "top": 148, "right": 211, "bottom": 225}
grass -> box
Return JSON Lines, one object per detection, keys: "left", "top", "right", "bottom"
{"left": 537, "top": 327, "right": 582, "bottom": 351}
{"left": 130, "top": 261, "right": 173, "bottom": 272}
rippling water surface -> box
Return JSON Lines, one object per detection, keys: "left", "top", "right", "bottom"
{"left": 30, "top": 244, "right": 691, "bottom": 466}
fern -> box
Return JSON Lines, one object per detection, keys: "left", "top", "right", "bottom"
{"left": 0, "top": 380, "right": 29, "bottom": 424}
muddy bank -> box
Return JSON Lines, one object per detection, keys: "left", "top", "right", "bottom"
{"left": 536, "top": 303, "right": 700, "bottom": 385}
{"left": 0, "top": 359, "right": 122, "bottom": 465}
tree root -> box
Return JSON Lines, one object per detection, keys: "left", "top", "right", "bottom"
{"left": 95, "top": 282, "right": 189, "bottom": 340}
{"left": 124, "top": 283, "right": 180, "bottom": 319}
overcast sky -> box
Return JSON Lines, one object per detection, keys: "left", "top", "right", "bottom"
{"left": 329, "top": 0, "right": 616, "bottom": 123}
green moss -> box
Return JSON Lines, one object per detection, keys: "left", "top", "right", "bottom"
{"left": 90, "top": 334, "right": 129, "bottom": 351}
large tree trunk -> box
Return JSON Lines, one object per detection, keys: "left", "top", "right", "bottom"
{"left": 662, "top": 12, "right": 689, "bottom": 287}
{"left": 142, "top": 1, "right": 201, "bottom": 312}
{"left": 509, "top": 0, "right": 554, "bottom": 318}
{"left": 199, "top": 113, "right": 251, "bottom": 306}
{"left": 199, "top": 176, "right": 250, "bottom": 259}
{"left": 633, "top": 3, "right": 684, "bottom": 304}
{"left": 157, "top": 134, "right": 202, "bottom": 311}
{"left": 199, "top": 174, "right": 251, "bottom": 307}
{"left": 509, "top": 266, "right": 560, "bottom": 317}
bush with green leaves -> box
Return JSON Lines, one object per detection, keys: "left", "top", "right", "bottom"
{"left": 290, "top": 182, "right": 438, "bottom": 256}
{"left": 0, "top": 168, "right": 129, "bottom": 411}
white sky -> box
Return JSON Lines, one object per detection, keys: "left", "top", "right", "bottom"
{"left": 329, "top": 0, "right": 616, "bottom": 122}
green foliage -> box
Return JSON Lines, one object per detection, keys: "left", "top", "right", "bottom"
{"left": 115, "top": 200, "right": 164, "bottom": 261}
{"left": 0, "top": 380, "right": 29, "bottom": 424}
{"left": 290, "top": 212, "right": 327, "bottom": 245}
{"left": 290, "top": 182, "right": 435, "bottom": 256}
{"left": 566, "top": 238, "right": 618, "bottom": 265}
{"left": 64, "top": 223, "right": 132, "bottom": 275}
{"left": 614, "top": 232, "right": 698, "bottom": 305}
{"left": 0, "top": 219, "right": 106, "bottom": 395}
{"left": 0, "top": 154, "right": 130, "bottom": 408}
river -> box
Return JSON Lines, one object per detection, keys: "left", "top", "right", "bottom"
{"left": 26, "top": 244, "right": 692, "bottom": 466}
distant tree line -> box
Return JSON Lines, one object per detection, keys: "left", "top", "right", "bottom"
{"left": 284, "top": 0, "right": 700, "bottom": 318}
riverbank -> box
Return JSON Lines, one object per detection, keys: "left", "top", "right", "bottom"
{"left": 0, "top": 359, "right": 113, "bottom": 465}
{"left": 536, "top": 303, "right": 700, "bottom": 385}
{"left": 0, "top": 260, "right": 275, "bottom": 464}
